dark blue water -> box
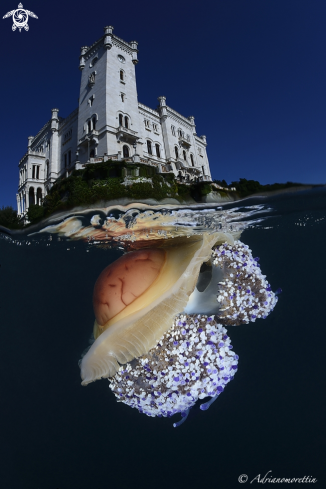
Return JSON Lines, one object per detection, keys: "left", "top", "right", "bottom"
{"left": 1, "top": 188, "right": 325, "bottom": 489}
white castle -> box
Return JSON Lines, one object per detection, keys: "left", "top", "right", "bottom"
{"left": 17, "top": 26, "right": 212, "bottom": 216}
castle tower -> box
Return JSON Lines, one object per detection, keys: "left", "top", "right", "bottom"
{"left": 77, "top": 26, "right": 141, "bottom": 163}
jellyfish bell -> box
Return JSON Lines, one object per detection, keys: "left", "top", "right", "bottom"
{"left": 93, "top": 248, "right": 166, "bottom": 331}
{"left": 80, "top": 231, "right": 234, "bottom": 385}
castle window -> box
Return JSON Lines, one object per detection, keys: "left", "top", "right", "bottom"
{"left": 36, "top": 166, "right": 40, "bottom": 179}
{"left": 121, "top": 93, "right": 125, "bottom": 102}
{"left": 145, "top": 119, "right": 150, "bottom": 129}
{"left": 183, "top": 150, "right": 187, "bottom": 161}
{"left": 171, "top": 125, "right": 176, "bottom": 136}
{"left": 46, "top": 160, "right": 49, "bottom": 178}
{"left": 88, "top": 72, "right": 96, "bottom": 87}
{"left": 92, "top": 117, "right": 96, "bottom": 130}
{"left": 120, "top": 70, "right": 124, "bottom": 81}
{"left": 90, "top": 149, "right": 95, "bottom": 158}
{"left": 187, "top": 134, "right": 190, "bottom": 142}
{"left": 91, "top": 56, "right": 98, "bottom": 67}
{"left": 29, "top": 187, "right": 35, "bottom": 206}
{"left": 32, "top": 165, "right": 35, "bottom": 179}
{"left": 178, "top": 129, "right": 182, "bottom": 137}
{"left": 123, "top": 145, "right": 129, "bottom": 158}
{"left": 155, "top": 144, "right": 160, "bottom": 158}
{"left": 88, "top": 95, "right": 95, "bottom": 107}
{"left": 153, "top": 123, "right": 158, "bottom": 132}
{"left": 64, "top": 154, "right": 67, "bottom": 167}
{"left": 88, "top": 120, "right": 92, "bottom": 133}
{"left": 147, "top": 140, "right": 152, "bottom": 155}
{"left": 202, "top": 166, "right": 205, "bottom": 175}
{"left": 37, "top": 188, "right": 42, "bottom": 206}
{"left": 175, "top": 146, "right": 179, "bottom": 159}
{"left": 190, "top": 154, "right": 194, "bottom": 166}
{"left": 124, "top": 116, "right": 129, "bottom": 129}
{"left": 119, "top": 114, "right": 123, "bottom": 126}
{"left": 68, "top": 150, "right": 71, "bottom": 165}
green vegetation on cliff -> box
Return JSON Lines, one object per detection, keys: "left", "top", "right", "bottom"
{"left": 36, "top": 160, "right": 223, "bottom": 222}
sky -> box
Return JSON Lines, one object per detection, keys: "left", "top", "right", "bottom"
{"left": 0, "top": 0, "right": 325, "bottom": 208}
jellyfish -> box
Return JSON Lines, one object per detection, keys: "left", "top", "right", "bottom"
{"left": 108, "top": 313, "right": 238, "bottom": 426}
{"left": 80, "top": 232, "right": 233, "bottom": 385}
{"left": 80, "top": 234, "right": 279, "bottom": 426}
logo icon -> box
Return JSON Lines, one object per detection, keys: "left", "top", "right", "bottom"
{"left": 3, "top": 3, "right": 38, "bottom": 32}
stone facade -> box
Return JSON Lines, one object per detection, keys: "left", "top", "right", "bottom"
{"left": 17, "top": 26, "right": 211, "bottom": 217}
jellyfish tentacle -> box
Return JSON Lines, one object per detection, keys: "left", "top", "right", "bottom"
{"left": 173, "top": 409, "right": 190, "bottom": 428}
{"left": 200, "top": 394, "right": 219, "bottom": 411}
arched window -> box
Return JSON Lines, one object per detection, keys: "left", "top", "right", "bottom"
{"left": 147, "top": 140, "right": 152, "bottom": 155}
{"left": 155, "top": 144, "right": 160, "bottom": 158}
{"left": 90, "top": 149, "right": 95, "bottom": 158}
{"left": 92, "top": 117, "right": 96, "bottom": 130}
{"left": 183, "top": 150, "right": 187, "bottom": 161}
{"left": 120, "top": 70, "right": 124, "bottom": 81}
{"left": 175, "top": 146, "right": 179, "bottom": 159}
{"left": 190, "top": 154, "right": 194, "bottom": 166}
{"left": 37, "top": 188, "right": 42, "bottom": 206}
{"left": 119, "top": 114, "right": 123, "bottom": 126}
{"left": 29, "top": 187, "right": 35, "bottom": 206}
{"left": 46, "top": 160, "right": 49, "bottom": 178}
{"left": 123, "top": 145, "right": 129, "bottom": 158}
{"left": 88, "top": 120, "right": 92, "bottom": 133}
{"left": 124, "top": 116, "right": 129, "bottom": 129}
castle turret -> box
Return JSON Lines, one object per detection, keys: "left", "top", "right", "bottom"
{"left": 77, "top": 26, "right": 141, "bottom": 164}
{"left": 49, "top": 108, "right": 60, "bottom": 180}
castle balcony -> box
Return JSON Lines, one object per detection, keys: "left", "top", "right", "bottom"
{"left": 160, "top": 164, "right": 174, "bottom": 173}
{"left": 79, "top": 130, "right": 99, "bottom": 144}
{"left": 88, "top": 156, "right": 104, "bottom": 164}
{"left": 186, "top": 166, "right": 201, "bottom": 175}
{"left": 116, "top": 125, "right": 138, "bottom": 144}
{"left": 178, "top": 135, "right": 191, "bottom": 148}
{"left": 175, "top": 159, "right": 188, "bottom": 170}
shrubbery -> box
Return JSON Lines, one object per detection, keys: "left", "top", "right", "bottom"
{"left": 39, "top": 160, "right": 185, "bottom": 222}
{"left": 27, "top": 204, "right": 45, "bottom": 223}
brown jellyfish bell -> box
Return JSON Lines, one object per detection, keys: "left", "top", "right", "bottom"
{"left": 80, "top": 231, "right": 234, "bottom": 385}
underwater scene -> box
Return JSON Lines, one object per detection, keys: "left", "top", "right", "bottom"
{"left": 1, "top": 187, "right": 325, "bottom": 488}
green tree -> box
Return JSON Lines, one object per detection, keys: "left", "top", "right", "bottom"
{"left": 0, "top": 206, "right": 22, "bottom": 229}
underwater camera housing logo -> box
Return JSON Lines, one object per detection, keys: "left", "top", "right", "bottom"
{"left": 3, "top": 3, "right": 38, "bottom": 32}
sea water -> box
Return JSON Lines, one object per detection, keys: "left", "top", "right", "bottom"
{"left": 0, "top": 187, "right": 325, "bottom": 489}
